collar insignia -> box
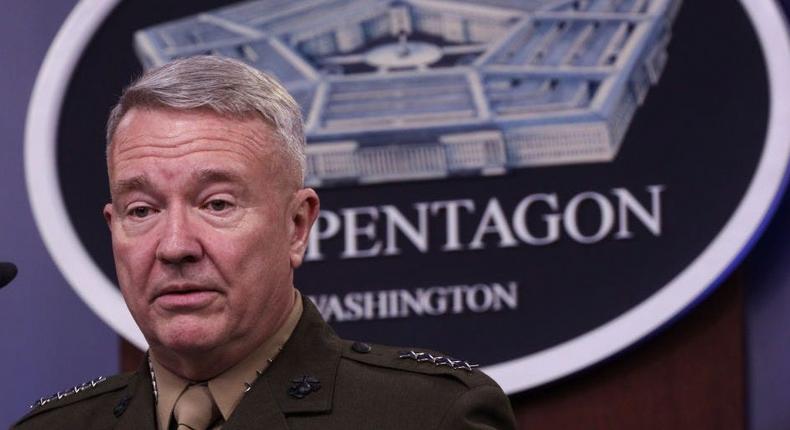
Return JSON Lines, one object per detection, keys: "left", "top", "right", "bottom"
{"left": 288, "top": 375, "right": 321, "bottom": 399}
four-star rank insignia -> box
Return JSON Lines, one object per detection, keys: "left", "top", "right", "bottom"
{"left": 398, "top": 350, "right": 479, "bottom": 372}
{"left": 29, "top": 376, "right": 107, "bottom": 409}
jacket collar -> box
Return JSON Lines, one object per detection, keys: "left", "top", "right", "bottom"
{"left": 222, "top": 295, "right": 342, "bottom": 429}
{"left": 113, "top": 359, "right": 157, "bottom": 430}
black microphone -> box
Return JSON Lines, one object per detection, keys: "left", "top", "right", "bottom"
{"left": 0, "top": 262, "right": 17, "bottom": 289}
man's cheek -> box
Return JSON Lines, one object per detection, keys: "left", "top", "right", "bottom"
{"left": 116, "top": 244, "right": 154, "bottom": 283}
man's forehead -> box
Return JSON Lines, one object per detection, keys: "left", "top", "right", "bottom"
{"left": 107, "top": 107, "right": 298, "bottom": 192}
{"left": 113, "top": 108, "right": 274, "bottom": 147}
{"left": 109, "top": 108, "right": 280, "bottom": 168}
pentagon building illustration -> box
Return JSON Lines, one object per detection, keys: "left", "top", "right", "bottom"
{"left": 134, "top": 0, "right": 682, "bottom": 188}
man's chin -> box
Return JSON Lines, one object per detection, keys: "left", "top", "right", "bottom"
{"left": 148, "top": 322, "right": 227, "bottom": 355}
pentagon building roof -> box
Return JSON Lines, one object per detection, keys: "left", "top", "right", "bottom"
{"left": 135, "top": 0, "right": 682, "bottom": 187}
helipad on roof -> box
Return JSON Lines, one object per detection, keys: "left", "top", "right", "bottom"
{"left": 135, "top": 0, "right": 681, "bottom": 187}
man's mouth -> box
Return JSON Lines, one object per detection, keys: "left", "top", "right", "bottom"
{"left": 154, "top": 285, "right": 219, "bottom": 311}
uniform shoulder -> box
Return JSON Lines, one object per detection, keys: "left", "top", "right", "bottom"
{"left": 13, "top": 373, "right": 134, "bottom": 428}
{"left": 335, "top": 340, "right": 517, "bottom": 429}
{"left": 338, "top": 339, "right": 498, "bottom": 390}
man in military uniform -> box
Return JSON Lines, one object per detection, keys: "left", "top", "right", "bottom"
{"left": 14, "top": 56, "right": 516, "bottom": 429}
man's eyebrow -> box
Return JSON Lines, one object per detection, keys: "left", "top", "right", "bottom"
{"left": 111, "top": 175, "right": 151, "bottom": 196}
{"left": 111, "top": 170, "right": 245, "bottom": 197}
{"left": 194, "top": 168, "right": 246, "bottom": 186}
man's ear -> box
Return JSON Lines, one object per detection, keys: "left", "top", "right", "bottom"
{"left": 289, "top": 188, "right": 320, "bottom": 268}
{"left": 103, "top": 203, "right": 114, "bottom": 230}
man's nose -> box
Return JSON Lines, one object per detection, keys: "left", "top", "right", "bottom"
{"left": 156, "top": 207, "right": 203, "bottom": 265}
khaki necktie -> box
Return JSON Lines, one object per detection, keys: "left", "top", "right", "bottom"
{"left": 173, "top": 384, "right": 221, "bottom": 430}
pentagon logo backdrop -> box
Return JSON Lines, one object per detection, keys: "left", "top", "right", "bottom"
{"left": 26, "top": 0, "right": 790, "bottom": 393}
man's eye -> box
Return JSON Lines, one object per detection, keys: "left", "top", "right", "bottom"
{"left": 129, "top": 206, "right": 153, "bottom": 218}
{"left": 206, "top": 200, "right": 232, "bottom": 212}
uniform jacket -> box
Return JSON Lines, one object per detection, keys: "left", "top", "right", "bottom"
{"left": 14, "top": 298, "right": 517, "bottom": 429}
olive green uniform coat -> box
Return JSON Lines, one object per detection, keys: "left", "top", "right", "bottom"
{"left": 14, "top": 300, "right": 516, "bottom": 429}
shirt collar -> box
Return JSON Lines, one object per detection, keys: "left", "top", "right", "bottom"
{"left": 150, "top": 289, "right": 304, "bottom": 429}
{"left": 149, "top": 356, "right": 189, "bottom": 430}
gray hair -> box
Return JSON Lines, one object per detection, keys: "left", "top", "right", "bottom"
{"left": 106, "top": 55, "right": 306, "bottom": 183}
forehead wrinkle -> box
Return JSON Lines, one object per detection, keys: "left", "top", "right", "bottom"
{"left": 194, "top": 168, "right": 247, "bottom": 189}
{"left": 114, "top": 147, "right": 262, "bottom": 166}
